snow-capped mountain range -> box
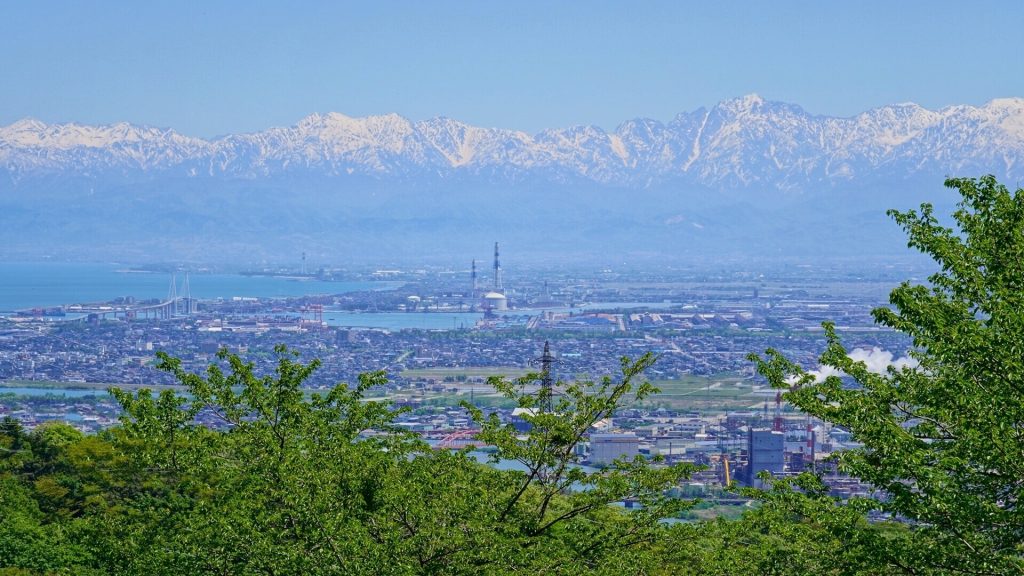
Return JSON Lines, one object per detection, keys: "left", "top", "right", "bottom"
{"left": 2, "top": 95, "right": 1022, "bottom": 264}
{"left": 3, "top": 94, "right": 1023, "bottom": 190}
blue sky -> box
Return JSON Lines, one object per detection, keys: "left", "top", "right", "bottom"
{"left": 2, "top": 1, "right": 1022, "bottom": 136}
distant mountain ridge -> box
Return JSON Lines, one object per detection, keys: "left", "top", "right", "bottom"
{"left": 3, "top": 94, "right": 1023, "bottom": 190}
{"left": 2, "top": 95, "right": 1022, "bottom": 264}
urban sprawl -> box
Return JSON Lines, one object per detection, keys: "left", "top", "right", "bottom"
{"left": 0, "top": 252, "right": 923, "bottom": 512}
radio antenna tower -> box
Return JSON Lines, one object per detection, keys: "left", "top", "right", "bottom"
{"left": 493, "top": 242, "right": 502, "bottom": 292}
{"left": 532, "top": 341, "right": 558, "bottom": 413}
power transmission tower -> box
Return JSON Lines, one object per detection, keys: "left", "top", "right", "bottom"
{"left": 533, "top": 341, "right": 557, "bottom": 413}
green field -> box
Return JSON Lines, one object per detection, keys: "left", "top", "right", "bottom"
{"left": 400, "top": 367, "right": 531, "bottom": 380}
{"left": 418, "top": 393, "right": 518, "bottom": 409}
{"left": 641, "top": 375, "right": 766, "bottom": 412}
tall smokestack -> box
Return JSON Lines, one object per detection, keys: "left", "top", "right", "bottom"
{"left": 471, "top": 259, "right": 477, "bottom": 293}
{"left": 493, "top": 242, "right": 502, "bottom": 292}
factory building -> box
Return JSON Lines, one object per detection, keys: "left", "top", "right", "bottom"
{"left": 747, "top": 429, "right": 785, "bottom": 487}
{"left": 589, "top": 433, "right": 640, "bottom": 466}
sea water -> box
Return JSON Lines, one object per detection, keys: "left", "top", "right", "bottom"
{"left": 0, "top": 261, "right": 398, "bottom": 312}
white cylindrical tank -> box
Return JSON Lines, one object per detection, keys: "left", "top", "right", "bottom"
{"left": 482, "top": 291, "right": 508, "bottom": 311}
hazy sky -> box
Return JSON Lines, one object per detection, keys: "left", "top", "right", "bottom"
{"left": 2, "top": 1, "right": 1022, "bottom": 136}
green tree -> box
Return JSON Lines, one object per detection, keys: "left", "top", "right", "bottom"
{"left": 752, "top": 176, "right": 1024, "bottom": 574}
{"left": 660, "top": 473, "right": 912, "bottom": 576}
{"left": 0, "top": 419, "right": 115, "bottom": 575}
{"left": 464, "top": 353, "right": 700, "bottom": 574}
{"left": 103, "top": 345, "right": 414, "bottom": 575}
{"left": 4, "top": 346, "right": 691, "bottom": 575}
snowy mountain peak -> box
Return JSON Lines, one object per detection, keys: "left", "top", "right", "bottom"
{"left": 986, "top": 97, "right": 1024, "bottom": 109}
{"left": 737, "top": 92, "right": 765, "bottom": 107}
{"left": 2, "top": 117, "right": 48, "bottom": 133}
{"left": 716, "top": 93, "right": 767, "bottom": 113}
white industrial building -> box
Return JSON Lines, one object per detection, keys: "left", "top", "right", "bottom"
{"left": 589, "top": 433, "right": 640, "bottom": 466}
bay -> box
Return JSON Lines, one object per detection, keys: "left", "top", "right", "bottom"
{"left": 0, "top": 262, "right": 399, "bottom": 312}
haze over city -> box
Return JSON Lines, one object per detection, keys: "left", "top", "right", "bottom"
{"left": 2, "top": 2, "right": 1024, "bottom": 574}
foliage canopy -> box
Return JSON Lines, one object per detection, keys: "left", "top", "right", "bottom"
{"left": 0, "top": 347, "right": 704, "bottom": 575}
{"left": 752, "top": 176, "right": 1024, "bottom": 573}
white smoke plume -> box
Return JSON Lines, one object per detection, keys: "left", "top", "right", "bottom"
{"left": 805, "top": 347, "right": 918, "bottom": 383}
